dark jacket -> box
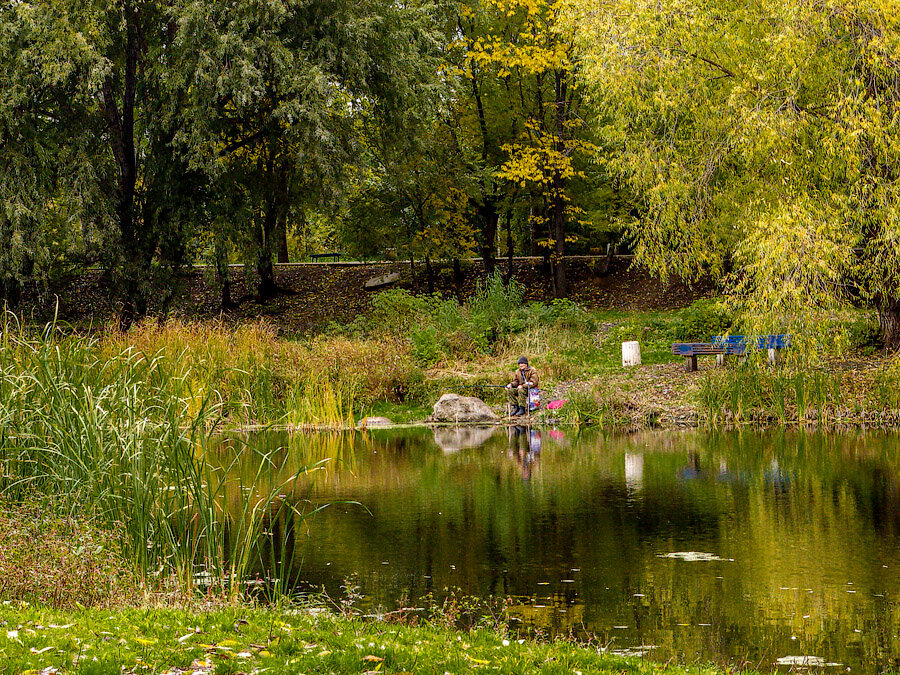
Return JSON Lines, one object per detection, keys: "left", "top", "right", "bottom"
{"left": 510, "top": 366, "right": 539, "bottom": 389}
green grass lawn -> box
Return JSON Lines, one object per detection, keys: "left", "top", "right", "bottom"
{"left": 0, "top": 604, "right": 735, "bottom": 675}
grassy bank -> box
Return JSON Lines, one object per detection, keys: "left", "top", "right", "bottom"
{"left": 0, "top": 604, "right": 732, "bottom": 675}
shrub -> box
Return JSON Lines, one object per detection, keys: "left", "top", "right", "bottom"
{"left": 525, "top": 298, "right": 592, "bottom": 330}
{"left": 469, "top": 274, "right": 524, "bottom": 325}
{"left": 846, "top": 314, "right": 882, "bottom": 356}
{"left": 675, "top": 299, "right": 735, "bottom": 341}
{"left": 412, "top": 325, "right": 442, "bottom": 367}
{"left": 366, "top": 289, "right": 436, "bottom": 336}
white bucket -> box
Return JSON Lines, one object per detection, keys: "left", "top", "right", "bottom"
{"left": 622, "top": 341, "right": 641, "bottom": 366}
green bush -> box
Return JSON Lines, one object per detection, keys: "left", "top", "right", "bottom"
{"left": 412, "top": 325, "right": 443, "bottom": 366}
{"left": 524, "top": 298, "right": 592, "bottom": 331}
{"left": 366, "top": 289, "right": 437, "bottom": 335}
{"left": 675, "top": 299, "right": 735, "bottom": 341}
{"left": 846, "top": 314, "right": 882, "bottom": 356}
{"left": 469, "top": 274, "right": 524, "bottom": 326}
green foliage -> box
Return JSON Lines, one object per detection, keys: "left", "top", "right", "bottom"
{"left": 0, "top": 0, "right": 207, "bottom": 319}
{"left": 410, "top": 325, "right": 441, "bottom": 366}
{"left": 469, "top": 273, "right": 526, "bottom": 337}
{"left": 675, "top": 299, "right": 735, "bottom": 342}
{"left": 353, "top": 275, "right": 533, "bottom": 365}
{"left": 368, "top": 289, "right": 438, "bottom": 335}
{"left": 576, "top": 0, "right": 900, "bottom": 350}
{"left": 846, "top": 314, "right": 883, "bottom": 356}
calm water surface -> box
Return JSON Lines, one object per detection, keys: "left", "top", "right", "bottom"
{"left": 212, "top": 427, "right": 900, "bottom": 672}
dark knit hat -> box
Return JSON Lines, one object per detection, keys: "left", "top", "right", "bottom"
{"left": 517, "top": 356, "right": 528, "bottom": 365}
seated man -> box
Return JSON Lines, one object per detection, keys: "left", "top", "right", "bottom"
{"left": 506, "top": 356, "right": 539, "bottom": 416}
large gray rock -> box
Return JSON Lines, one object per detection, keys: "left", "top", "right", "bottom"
{"left": 429, "top": 393, "right": 499, "bottom": 424}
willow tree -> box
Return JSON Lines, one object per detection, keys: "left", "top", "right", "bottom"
{"left": 168, "top": 0, "right": 447, "bottom": 300}
{"left": 578, "top": 0, "right": 900, "bottom": 349}
{"left": 0, "top": 0, "right": 207, "bottom": 326}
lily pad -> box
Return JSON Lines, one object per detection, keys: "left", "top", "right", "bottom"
{"left": 775, "top": 655, "right": 827, "bottom": 667}
{"left": 658, "top": 552, "right": 732, "bottom": 562}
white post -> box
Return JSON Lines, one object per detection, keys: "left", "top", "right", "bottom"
{"left": 622, "top": 341, "right": 641, "bottom": 366}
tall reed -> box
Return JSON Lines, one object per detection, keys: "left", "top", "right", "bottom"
{"left": 696, "top": 356, "right": 845, "bottom": 426}
{"left": 0, "top": 316, "right": 323, "bottom": 595}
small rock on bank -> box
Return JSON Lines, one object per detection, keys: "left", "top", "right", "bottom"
{"left": 359, "top": 416, "right": 393, "bottom": 428}
{"left": 428, "top": 394, "right": 499, "bottom": 424}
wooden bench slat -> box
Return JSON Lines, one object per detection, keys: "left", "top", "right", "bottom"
{"left": 671, "top": 334, "right": 791, "bottom": 371}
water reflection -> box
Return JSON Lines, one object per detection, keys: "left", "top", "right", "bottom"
{"left": 506, "top": 426, "right": 541, "bottom": 481}
{"left": 205, "top": 428, "right": 900, "bottom": 672}
{"left": 433, "top": 425, "right": 497, "bottom": 453}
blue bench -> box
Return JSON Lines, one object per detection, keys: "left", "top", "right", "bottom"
{"left": 671, "top": 335, "right": 791, "bottom": 372}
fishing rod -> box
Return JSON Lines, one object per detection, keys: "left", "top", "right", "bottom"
{"left": 455, "top": 383, "right": 510, "bottom": 388}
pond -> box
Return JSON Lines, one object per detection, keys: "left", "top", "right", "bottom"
{"left": 211, "top": 426, "right": 900, "bottom": 672}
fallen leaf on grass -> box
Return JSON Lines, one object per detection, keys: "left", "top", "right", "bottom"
{"left": 363, "top": 655, "right": 384, "bottom": 662}
{"left": 465, "top": 655, "right": 490, "bottom": 665}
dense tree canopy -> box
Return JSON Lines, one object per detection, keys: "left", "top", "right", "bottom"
{"left": 0, "top": 0, "right": 203, "bottom": 323}
{"left": 6, "top": 0, "right": 900, "bottom": 349}
{"left": 576, "top": 0, "right": 900, "bottom": 349}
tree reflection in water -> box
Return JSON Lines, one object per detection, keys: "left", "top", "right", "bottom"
{"left": 205, "top": 428, "right": 900, "bottom": 672}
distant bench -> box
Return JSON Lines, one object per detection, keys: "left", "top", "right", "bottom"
{"left": 310, "top": 252, "right": 342, "bottom": 262}
{"left": 671, "top": 335, "right": 791, "bottom": 372}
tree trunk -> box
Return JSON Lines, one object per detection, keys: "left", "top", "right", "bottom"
{"left": 255, "top": 158, "right": 281, "bottom": 300}
{"left": 504, "top": 209, "right": 514, "bottom": 285}
{"left": 0, "top": 277, "right": 22, "bottom": 309}
{"left": 275, "top": 216, "right": 289, "bottom": 264}
{"left": 528, "top": 206, "right": 540, "bottom": 257}
{"left": 878, "top": 297, "right": 900, "bottom": 352}
{"left": 452, "top": 257, "right": 464, "bottom": 301}
{"left": 214, "top": 234, "right": 234, "bottom": 310}
{"left": 424, "top": 255, "right": 434, "bottom": 294}
{"left": 478, "top": 202, "right": 498, "bottom": 276}
{"left": 470, "top": 73, "right": 498, "bottom": 278}
{"left": 256, "top": 212, "right": 278, "bottom": 301}
{"left": 549, "top": 191, "right": 567, "bottom": 299}
{"left": 101, "top": 2, "right": 144, "bottom": 331}
{"left": 1, "top": 254, "right": 33, "bottom": 310}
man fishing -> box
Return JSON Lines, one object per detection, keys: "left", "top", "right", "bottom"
{"left": 506, "top": 356, "right": 539, "bottom": 416}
